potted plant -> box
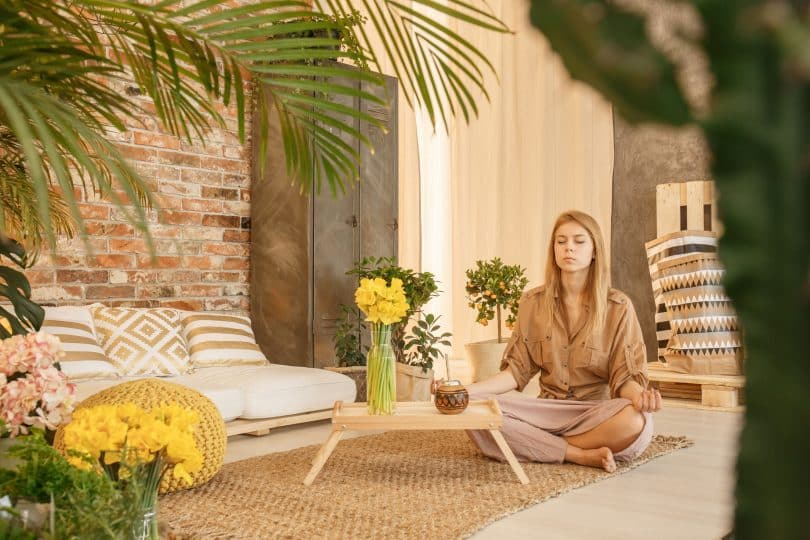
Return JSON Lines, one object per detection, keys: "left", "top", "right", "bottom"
{"left": 464, "top": 257, "right": 528, "bottom": 381}
{"left": 0, "top": 429, "right": 142, "bottom": 538}
{"left": 400, "top": 314, "right": 452, "bottom": 401}
{"left": 333, "top": 256, "right": 440, "bottom": 401}
{"left": 325, "top": 305, "right": 369, "bottom": 401}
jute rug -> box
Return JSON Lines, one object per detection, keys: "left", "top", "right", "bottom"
{"left": 160, "top": 431, "right": 692, "bottom": 539}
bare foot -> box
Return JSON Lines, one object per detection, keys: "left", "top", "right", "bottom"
{"left": 566, "top": 446, "right": 616, "bottom": 473}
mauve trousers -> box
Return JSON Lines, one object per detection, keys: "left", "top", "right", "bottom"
{"left": 466, "top": 392, "right": 654, "bottom": 464}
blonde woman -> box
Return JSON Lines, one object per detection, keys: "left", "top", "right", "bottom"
{"left": 458, "top": 210, "right": 661, "bottom": 472}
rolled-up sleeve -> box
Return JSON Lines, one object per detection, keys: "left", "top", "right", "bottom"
{"left": 499, "top": 322, "right": 539, "bottom": 392}
{"left": 608, "top": 300, "right": 649, "bottom": 398}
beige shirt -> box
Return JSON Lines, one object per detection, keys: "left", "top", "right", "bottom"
{"left": 500, "top": 286, "right": 649, "bottom": 401}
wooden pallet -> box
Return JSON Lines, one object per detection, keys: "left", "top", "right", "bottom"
{"left": 648, "top": 362, "right": 744, "bottom": 412}
{"left": 656, "top": 180, "right": 722, "bottom": 237}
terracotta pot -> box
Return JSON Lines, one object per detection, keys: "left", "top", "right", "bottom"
{"left": 434, "top": 380, "right": 469, "bottom": 415}
{"left": 464, "top": 339, "right": 508, "bottom": 382}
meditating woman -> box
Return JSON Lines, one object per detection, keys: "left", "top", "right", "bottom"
{"left": 459, "top": 210, "right": 661, "bottom": 472}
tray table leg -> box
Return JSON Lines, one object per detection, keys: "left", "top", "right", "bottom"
{"left": 303, "top": 428, "right": 344, "bottom": 486}
{"left": 489, "top": 429, "right": 529, "bottom": 485}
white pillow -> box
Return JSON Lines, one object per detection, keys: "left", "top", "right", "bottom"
{"left": 180, "top": 312, "right": 268, "bottom": 368}
{"left": 41, "top": 306, "right": 118, "bottom": 381}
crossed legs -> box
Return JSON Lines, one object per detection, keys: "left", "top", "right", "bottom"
{"left": 563, "top": 405, "right": 645, "bottom": 472}
{"left": 466, "top": 397, "right": 648, "bottom": 473}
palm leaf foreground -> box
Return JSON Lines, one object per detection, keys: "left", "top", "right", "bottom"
{"left": 0, "top": 0, "right": 510, "bottom": 252}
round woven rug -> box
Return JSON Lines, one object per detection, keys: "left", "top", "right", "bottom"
{"left": 160, "top": 431, "right": 692, "bottom": 539}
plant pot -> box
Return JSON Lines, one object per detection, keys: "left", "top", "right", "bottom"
{"left": 0, "top": 437, "right": 22, "bottom": 471}
{"left": 324, "top": 365, "right": 367, "bottom": 402}
{"left": 464, "top": 339, "right": 509, "bottom": 382}
{"left": 395, "top": 363, "right": 434, "bottom": 402}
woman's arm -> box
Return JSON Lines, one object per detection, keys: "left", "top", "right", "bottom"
{"left": 466, "top": 368, "right": 519, "bottom": 396}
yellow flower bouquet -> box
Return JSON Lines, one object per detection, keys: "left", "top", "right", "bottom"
{"left": 62, "top": 402, "right": 203, "bottom": 540}
{"left": 355, "top": 277, "right": 409, "bottom": 414}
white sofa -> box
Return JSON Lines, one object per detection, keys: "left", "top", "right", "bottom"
{"left": 42, "top": 305, "right": 356, "bottom": 437}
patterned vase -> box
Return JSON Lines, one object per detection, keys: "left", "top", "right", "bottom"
{"left": 435, "top": 380, "right": 469, "bottom": 415}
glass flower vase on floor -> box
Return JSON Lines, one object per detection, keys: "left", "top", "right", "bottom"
{"left": 366, "top": 323, "right": 396, "bottom": 415}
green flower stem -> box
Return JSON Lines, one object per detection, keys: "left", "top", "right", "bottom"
{"left": 367, "top": 323, "right": 396, "bottom": 415}
{"left": 130, "top": 453, "right": 162, "bottom": 540}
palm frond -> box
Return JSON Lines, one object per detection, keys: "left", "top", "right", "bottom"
{"left": 0, "top": 148, "right": 74, "bottom": 250}
{"left": 315, "top": 0, "right": 510, "bottom": 129}
{"left": 0, "top": 77, "right": 155, "bottom": 250}
{"left": 82, "top": 0, "right": 385, "bottom": 193}
{"left": 0, "top": 0, "right": 507, "bottom": 249}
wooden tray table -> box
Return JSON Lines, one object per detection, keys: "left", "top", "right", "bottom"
{"left": 303, "top": 399, "right": 529, "bottom": 485}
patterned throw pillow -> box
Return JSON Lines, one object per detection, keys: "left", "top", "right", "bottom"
{"left": 658, "top": 252, "right": 743, "bottom": 375}
{"left": 90, "top": 306, "right": 191, "bottom": 376}
{"left": 40, "top": 306, "right": 118, "bottom": 381}
{"left": 644, "top": 230, "right": 720, "bottom": 362}
{"left": 646, "top": 231, "right": 743, "bottom": 375}
{"left": 180, "top": 312, "right": 268, "bottom": 368}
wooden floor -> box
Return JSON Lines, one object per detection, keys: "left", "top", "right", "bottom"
{"left": 225, "top": 405, "right": 741, "bottom": 540}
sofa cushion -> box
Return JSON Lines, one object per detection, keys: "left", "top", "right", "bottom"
{"left": 175, "top": 364, "right": 357, "bottom": 419}
{"left": 179, "top": 312, "right": 267, "bottom": 368}
{"left": 41, "top": 306, "right": 118, "bottom": 381}
{"left": 91, "top": 306, "right": 190, "bottom": 376}
{"left": 71, "top": 376, "right": 245, "bottom": 423}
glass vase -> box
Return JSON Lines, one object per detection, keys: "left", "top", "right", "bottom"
{"left": 131, "top": 458, "right": 161, "bottom": 540}
{"left": 131, "top": 499, "right": 158, "bottom": 540}
{"left": 366, "top": 323, "right": 396, "bottom": 415}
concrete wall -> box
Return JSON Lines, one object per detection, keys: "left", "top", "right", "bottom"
{"left": 610, "top": 117, "right": 711, "bottom": 362}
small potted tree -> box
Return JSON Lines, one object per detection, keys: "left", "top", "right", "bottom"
{"left": 464, "top": 257, "right": 528, "bottom": 381}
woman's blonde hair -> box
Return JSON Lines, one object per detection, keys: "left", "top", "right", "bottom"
{"left": 543, "top": 210, "right": 609, "bottom": 340}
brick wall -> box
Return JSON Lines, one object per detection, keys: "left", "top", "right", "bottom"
{"left": 29, "top": 76, "right": 253, "bottom": 313}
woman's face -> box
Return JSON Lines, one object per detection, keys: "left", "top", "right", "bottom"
{"left": 554, "top": 220, "right": 595, "bottom": 275}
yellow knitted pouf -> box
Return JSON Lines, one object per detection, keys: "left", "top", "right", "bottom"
{"left": 54, "top": 379, "right": 226, "bottom": 494}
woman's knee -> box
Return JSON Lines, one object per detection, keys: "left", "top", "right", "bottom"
{"left": 610, "top": 405, "right": 645, "bottom": 449}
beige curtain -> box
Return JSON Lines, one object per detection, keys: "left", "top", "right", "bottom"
{"left": 348, "top": 2, "right": 614, "bottom": 358}
{"left": 442, "top": 2, "right": 615, "bottom": 356}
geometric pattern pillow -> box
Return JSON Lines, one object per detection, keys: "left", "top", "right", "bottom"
{"left": 658, "top": 252, "right": 743, "bottom": 375}
{"left": 179, "top": 312, "right": 267, "bottom": 368}
{"left": 90, "top": 306, "right": 190, "bottom": 376}
{"left": 645, "top": 230, "right": 720, "bottom": 362}
{"left": 41, "top": 306, "right": 119, "bottom": 381}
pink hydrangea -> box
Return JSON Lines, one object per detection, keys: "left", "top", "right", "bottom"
{"left": 0, "top": 331, "right": 75, "bottom": 437}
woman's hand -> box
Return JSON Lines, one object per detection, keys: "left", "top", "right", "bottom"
{"left": 631, "top": 388, "right": 662, "bottom": 412}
